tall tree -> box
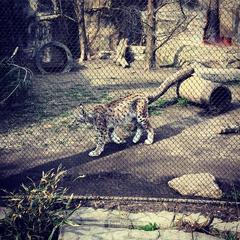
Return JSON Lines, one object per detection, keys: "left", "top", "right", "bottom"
{"left": 145, "top": 0, "right": 157, "bottom": 70}
{"left": 74, "top": 0, "right": 88, "bottom": 62}
{"left": 145, "top": 0, "right": 194, "bottom": 70}
{"left": 203, "top": 0, "right": 220, "bottom": 43}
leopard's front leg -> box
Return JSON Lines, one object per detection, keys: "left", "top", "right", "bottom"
{"left": 89, "top": 130, "right": 107, "bottom": 157}
{"left": 111, "top": 129, "right": 126, "bottom": 144}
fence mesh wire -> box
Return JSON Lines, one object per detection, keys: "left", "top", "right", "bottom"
{"left": 0, "top": 0, "right": 239, "bottom": 201}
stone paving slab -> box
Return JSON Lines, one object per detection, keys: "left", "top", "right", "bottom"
{"left": 59, "top": 225, "right": 224, "bottom": 240}
{"left": 1, "top": 206, "right": 237, "bottom": 240}
{"left": 70, "top": 208, "right": 132, "bottom": 228}
{"left": 59, "top": 207, "right": 240, "bottom": 240}
{"left": 211, "top": 218, "right": 240, "bottom": 235}
{"left": 69, "top": 207, "right": 175, "bottom": 229}
{"left": 128, "top": 211, "right": 175, "bottom": 229}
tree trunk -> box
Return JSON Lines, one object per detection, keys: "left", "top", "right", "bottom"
{"left": 233, "top": 4, "right": 240, "bottom": 42}
{"left": 203, "top": 0, "right": 221, "bottom": 43}
{"left": 145, "top": 0, "right": 157, "bottom": 70}
{"left": 74, "top": 0, "right": 88, "bottom": 62}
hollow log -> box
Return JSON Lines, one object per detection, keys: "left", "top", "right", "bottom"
{"left": 178, "top": 76, "right": 232, "bottom": 110}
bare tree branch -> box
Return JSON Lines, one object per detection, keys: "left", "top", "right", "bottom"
{"left": 154, "top": 1, "right": 172, "bottom": 13}
{"left": 154, "top": 15, "right": 197, "bottom": 52}
{"left": 177, "top": 0, "right": 186, "bottom": 17}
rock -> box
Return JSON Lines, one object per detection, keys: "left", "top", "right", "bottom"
{"left": 129, "top": 46, "right": 146, "bottom": 61}
{"left": 69, "top": 207, "right": 131, "bottom": 228}
{"left": 174, "top": 213, "right": 211, "bottom": 231}
{"left": 160, "top": 229, "right": 223, "bottom": 240}
{"left": 130, "top": 46, "right": 146, "bottom": 54}
{"left": 196, "top": 67, "right": 240, "bottom": 83}
{"left": 168, "top": 173, "right": 223, "bottom": 199}
{"left": 98, "top": 50, "right": 113, "bottom": 59}
{"left": 211, "top": 218, "right": 240, "bottom": 237}
{"left": 157, "top": 44, "right": 240, "bottom": 69}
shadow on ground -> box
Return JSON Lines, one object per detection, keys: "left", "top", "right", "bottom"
{"left": 1, "top": 111, "right": 239, "bottom": 201}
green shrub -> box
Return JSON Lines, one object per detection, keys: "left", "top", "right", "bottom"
{"left": 224, "top": 232, "right": 238, "bottom": 240}
{"left": 0, "top": 165, "right": 80, "bottom": 240}
{"left": 0, "top": 51, "right": 32, "bottom": 108}
{"left": 176, "top": 97, "right": 189, "bottom": 106}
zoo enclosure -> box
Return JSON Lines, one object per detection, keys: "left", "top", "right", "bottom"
{"left": 0, "top": 0, "right": 239, "bottom": 201}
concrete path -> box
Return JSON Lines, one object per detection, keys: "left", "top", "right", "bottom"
{"left": 59, "top": 207, "right": 240, "bottom": 240}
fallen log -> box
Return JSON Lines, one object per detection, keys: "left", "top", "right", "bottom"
{"left": 148, "top": 66, "right": 195, "bottom": 104}
{"left": 196, "top": 67, "right": 240, "bottom": 83}
{"left": 112, "top": 38, "right": 129, "bottom": 68}
{"left": 219, "top": 124, "right": 240, "bottom": 134}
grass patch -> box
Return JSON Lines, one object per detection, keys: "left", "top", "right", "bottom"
{"left": 224, "top": 183, "right": 240, "bottom": 202}
{"left": 149, "top": 99, "right": 175, "bottom": 115}
{"left": 99, "top": 93, "right": 115, "bottom": 103}
{"left": 229, "top": 190, "right": 240, "bottom": 202}
{"left": 138, "top": 222, "right": 159, "bottom": 231}
{"left": 67, "top": 86, "right": 113, "bottom": 104}
{"left": 224, "top": 232, "right": 238, "bottom": 240}
{"left": 176, "top": 97, "right": 189, "bottom": 107}
{"left": 149, "top": 97, "right": 189, "bottom": 115}
{"left": 68, "top": 87, "right": 97, "bottom": 102}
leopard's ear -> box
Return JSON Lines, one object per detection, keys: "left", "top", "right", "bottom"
{"left": 77, "top": 104, "right": 88, "bottom": 122}
{"left": 79, "top": 104, "right": 85, "bottom": 113}
{"left": 73, "top": 104, "right": 85, "bottom": 118}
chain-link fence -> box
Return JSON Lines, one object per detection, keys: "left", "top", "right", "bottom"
{"left": 0, "top": 0, "right": 239, "bottom": 201}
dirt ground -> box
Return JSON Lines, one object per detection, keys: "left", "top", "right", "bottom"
{"left": 81, "top": 199, "right": 239, "bottom": 222}
{"left": 0, "top": 60, "right": 239, "bottom": 201}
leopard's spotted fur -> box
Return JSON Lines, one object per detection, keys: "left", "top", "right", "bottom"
{"left": 77, "top": 67, "right": 194, "bottom": 157}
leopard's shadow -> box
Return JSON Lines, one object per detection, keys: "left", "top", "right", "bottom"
{"left": 101, "top": 113, "right": 204, "bottom": 157}
{"left": 100, "top": 125, "right": 184, "bottom": 157}
{"left": 0, "top": 114, "right": 204, "bottom": 193}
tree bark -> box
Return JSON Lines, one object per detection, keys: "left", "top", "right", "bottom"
{"left": 203, "top": 0, "right": 221, "bottom": 43}
{"left": 145, "top": 0, "right": 157, "bottom": 70}
{"left": 233, "top": 4, "right": 240, "bottom": 41}
{"left": 74, "top": 0, "right": 88, "bottom": 62}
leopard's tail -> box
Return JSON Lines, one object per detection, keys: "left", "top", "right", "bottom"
{"left": 147, "top": 66, "right": 194, "bottom": 104}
